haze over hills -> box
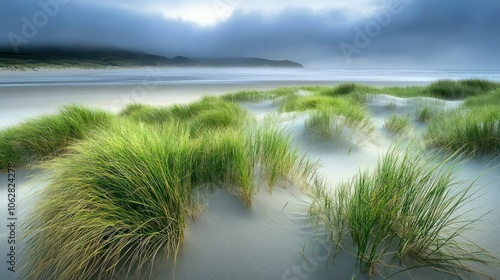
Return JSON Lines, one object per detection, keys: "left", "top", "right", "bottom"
{"left": 0, "top": 47, "right": 303, "bottom": 70}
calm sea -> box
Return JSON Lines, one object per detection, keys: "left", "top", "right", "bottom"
{"left": 0, "top": 68, "right": 499, "bottom": 86}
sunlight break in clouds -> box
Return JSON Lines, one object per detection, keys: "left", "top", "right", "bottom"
{"left": 82, "top": 0, "right": 383, "bottom": 26}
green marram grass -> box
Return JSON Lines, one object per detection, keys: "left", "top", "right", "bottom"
{"left": 384, "top": 114, "right": 411, "bottom": 135}
{"left": 301, "top": 79, "right": 498, "bottom": 99}
{"left": 427, "top": 79, "right": 499, "bottom": 99}
{"left": 305, "top": 107, "right": 374, "bottom": 140}
{"left": 464, "top": 88, "right": 500, "bottom": 108}
{"left": 417, "top": 106, "right": 434, "bottom": 122}
{"left": 221, "top": 87, "right": 296, "bottom": 103}
{"left": 221, "top": 90, "right": 277, "bottom": 102}
{"left": 120, "top": 96, "right": 250, "bottom": 135}
{"left": 21, "top": 121, "right": 194, "bottom": 279}
{"left": 278, "top": 94, "right": 374, "bottom": 140}
{"left": 0, "top": 104, "right": 113, "bottom": 170}
{"left": 20, "top": 107, "right": 313, "bottom": 279}
{"left": 9, "top": 80, "right": 500, "bottom": 279}
{"left": 412, "top": 97, "right": 447, "bottom": 123}
{"left": 309, "top": 146, "right": 495, "bottom": 278}
{"left": 426, "top": 105, "right": 500, "bottom": 157}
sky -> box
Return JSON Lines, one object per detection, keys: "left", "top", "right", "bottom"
{"left": 1, "top": 0, "right": 499, "bottom": 69}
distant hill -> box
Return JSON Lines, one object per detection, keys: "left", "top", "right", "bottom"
{"left": 195, "top": 57, "right": 303, "bottom": 68}
{"left": 0, "top": 48, "right": 303, "bottom": 70}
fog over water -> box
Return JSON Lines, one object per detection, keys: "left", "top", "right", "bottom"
{"left": 1, "top": 68, "right": 499, "bottom": 87}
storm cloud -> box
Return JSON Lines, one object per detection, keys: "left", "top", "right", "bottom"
{"left": 1, "top": 0, "right": 499, "bottom": 69}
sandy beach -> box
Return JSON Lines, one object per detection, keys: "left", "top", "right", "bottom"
{"left": 0, "top": 69, "right": 499, "bottom": 280}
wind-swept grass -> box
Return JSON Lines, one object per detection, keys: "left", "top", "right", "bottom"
{"left": 21, "top": 121, "right": 194, "bottom": 279}
{"left": 221, "top": 87, "right": 296, "bottom": 103}
{"left": 120, "top": 97, "right": 250, "bottom": 135}
{"left": 426, "top": 106, "right": 500, "bottom": 157}
{"left": 305, "top": 107, "right": 374, "bottom": 140}
{"left": 0, "top": 104, "right": 113, "bottom": 170}
{"left": 310, "top": 146, "right": 494, "bottom": 278}
{"left": 427, "top": 79, "right": 499, "bottom": 99}
{"left": 280, "top": 95, "right": 340, "bottom": 112}
{"left": 417, "top": 106, "right": 434, "bottom": 122}
{"left": 413, "top": 98, "right": 446, "bottom": 123}
{"left": 221, "top": 90, "right": 277, "bottom": 102}
{"left": 21, "top": 109, "right": 314, "bottom": 279}
{"left": 301, "top": 84, "right": 379, "bottom": 99}
{"left": 250, "top": 123, "right": 312, "bottom": 188}
{"left": 332, "top": 83, "right": 358, "bottom": 95}
{"left": 384, "top": 114, "right": 411, "bottom": 135}
{"left": 279, "top": 94, "right": 374, "bottom": 140}
{"left": 464, "top": 88, "right": 500, "bottom": 108}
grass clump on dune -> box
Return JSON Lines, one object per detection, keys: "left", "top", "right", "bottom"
{"left": 426, "top": 105, "right": 500, "bottom": 157}
{"left": 332, "top": 83, "right": 358, "bottom": 95}
{"left": 0, "top": 104, "right": 113, "bottom": 170}
{"left": 427, "top": 79, "right": 499, "bottom": 99}
{"left": 310, "top": 146, "right": 494, "bottom": 278}
{"left": 222, "top": 87, "right": 296, "bottom": 103}
{"left": 120, "top": 97, "right": 250, "bottom": 135}
{"left": 280, "top": 95, "right": 346, "bottom": 112}
{"left": 22, "top": 121, "right": 195, "bottom": 279}
{"left": 414, "top": 100, "right": 446, "bottom": 123}
{"left": 221, "top": 90, "right": 277, "bottom": 102}
{"left": 250, "top": 123, "right": 313, "bottom": 188}
{"left": 464, "top": 88, "right": 500, "bottom": 108}
{"left": 21, "top": 110, "right": 312, "bottom": 279}
{"left": 384, "top": 114, "right": 411, "bottom": 135}
{"left": 279, "top": 94, "right": 374, "bottom": 140}
{"left": 417, "top": 106, "right": 434, "bottom": 122}
{"left": 305, "top": 107, "right": 374, "bottom": 140}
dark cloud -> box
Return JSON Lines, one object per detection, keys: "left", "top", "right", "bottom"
{"left": 1, "top": 0, "right": 499, "bottom": 69}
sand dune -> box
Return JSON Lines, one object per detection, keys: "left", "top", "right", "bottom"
{"left": 0, "top": 84, "right": 498, "bottom": 280}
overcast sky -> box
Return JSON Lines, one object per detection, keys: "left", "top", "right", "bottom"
{"left": 1, "top": 0, "right": 499, "bottom": 69}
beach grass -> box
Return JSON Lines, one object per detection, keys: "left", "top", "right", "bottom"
{"left": 309, "top": 145, "right": 494, "bottom": 277}
{"left": 0, "top": 104, "right": 113, "bottom": 170}
{"left": 414, "top": 99, "right": 446, "bottom": 123}
{"left": 417, "top": 106, "right": 433, "bottom": 122}
{"left": 221, "top": 90, "right": 277, "bottom": 102}
{"left": 426, "top": 105, "right": 500, "bottom": 157}
{"left": 20, "top": 103, "right": 313, "bottom": 279}
{"left": 427, "top": 79, "right": 499, "bottom": 99}
{"left": 305, "top": 107, "right": 374, "bottom": 140}
{"left": 21, "top": 120, "right": 194, "bottom": 279}
{"left": 278, "top": 94, "right": 374, "bottom": 140}
{"left": 464, "top": 88, "right": 500, "bottom": 108}
{"left": 120, "top": 97, "right": 251, "bottom": 135}
{"left": 11, "top": 80, "right": 500, "bottom": 279}
{"left": 384, "top": 114, "right": 411, "bottom": 135}
{"left": 300, "top": 80, "right": 498, "bottom": 99}
{"left": 222, "top": 87, "right": 296, "bottom": 103}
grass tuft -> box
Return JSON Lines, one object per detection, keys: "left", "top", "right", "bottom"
{"left": 310, "top": 145, "right": 495, "bottom": 277}
{"left": 426, "top": 106, "right": 500, "bottom": 157}
{"left": 0, "top": 104, "right": 113, "bottom": 170}
{"left": 384, "top": 114, "right": 411, "bottom": 135}
{"left": 221, "top": 90, "right": 277, "bottom": 102}
{"left": 333, "top": 83, "right": 358, "bottom": 96}
{"left": 20, "top": 108, "right": 313, "bottom": 279}
{"left": 464, "top": 88, "right": 500, "bottom": 108}
{"left": 428, "top": 79, "right": 499, "bottom": 99}
{"left": 120, "top": 97, "right": 251, "bottom": 135}
{"left": 21, "top": 121, "right": 194, "bottom": 279}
